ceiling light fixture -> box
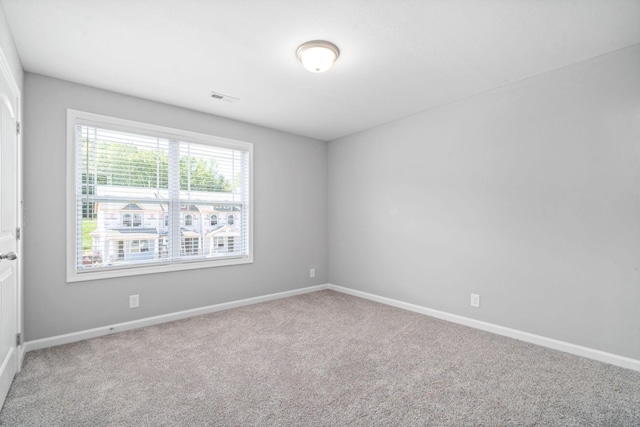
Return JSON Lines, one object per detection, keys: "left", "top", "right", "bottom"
{"left": 296, "top": 40, "right": 340, "bottom": 73}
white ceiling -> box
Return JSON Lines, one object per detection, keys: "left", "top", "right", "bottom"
{"left": 2, "top": 0, "right": 640, "bottom": 141}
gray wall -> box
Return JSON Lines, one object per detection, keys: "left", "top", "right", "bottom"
{"left": 18, "top": 40, "right": 640, "bottom": 362}
{"left": 23, "top": 73, "right": 328, "bottom": 341}
{"left": 328, "top": 45, "right": 640, "bottom": 360}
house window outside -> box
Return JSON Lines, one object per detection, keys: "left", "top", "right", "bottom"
{"left": 81, "top": 174, "right": 97, "bottom": 219}
{"left": 122, "top": 212, "right": 142, "bottom": 227}
{"left": 183, "top": 237, "right": 199, "bottom": 255}
{"left": 131, "top": 240, "right": 150, "bottom": 253}
{"left": 68, "top": 109, "right": 253, "bottom": 282}
{"left": 82, "top": 202, "right": 96, "bottom": 219}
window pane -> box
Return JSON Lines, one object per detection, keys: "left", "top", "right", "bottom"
{"left": 72, "top": 115, "right": 252, "bottom": 280}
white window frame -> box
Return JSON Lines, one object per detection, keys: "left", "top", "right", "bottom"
{"left": 66, "top": 109, "right": 254, "bottom": 282}
{"left": 122, "top": 213, "right": 132, "bottom": 227}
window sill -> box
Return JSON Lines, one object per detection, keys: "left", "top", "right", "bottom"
{"left": 66, "top": 255, "right": 253, "bottom": 283}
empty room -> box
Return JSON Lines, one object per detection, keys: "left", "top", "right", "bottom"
{"left": 0, "top": 1, "right": 639, "bottom": 425}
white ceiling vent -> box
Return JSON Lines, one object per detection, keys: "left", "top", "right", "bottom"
{"left": 210, "top": 91, "right": 240, "bottom": 103}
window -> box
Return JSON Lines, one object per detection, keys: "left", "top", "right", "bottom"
{"left": 122, "top": 213, "right": 142, "bottom": 227}
{"left": 129, "top": 239, "right": 150, "bottom": 253}
{"left": 183, "top": 237, "right": 199, "bottom": 255}
{"left": 81, "top": 174, "right": 97, "bottom": 219}
{"left": 67, "top": 110, "right": 253, "bottom": 282}
{"left": 132, "top": 213, "right": 142, "bottom": 227}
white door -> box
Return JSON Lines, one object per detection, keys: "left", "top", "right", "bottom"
{"left": 0, "top": 60, "right": 19, "bottom": 409}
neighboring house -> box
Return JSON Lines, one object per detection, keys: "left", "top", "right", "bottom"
{"left": 88, "top": 186, "right": 242, "bottom": 265}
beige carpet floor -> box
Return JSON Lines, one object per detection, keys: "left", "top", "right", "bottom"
{"left": 1, "top": 290, "right": 639, "bottom": 426}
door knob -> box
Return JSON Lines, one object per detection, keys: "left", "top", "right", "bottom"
{"left": 0, "top": 252, "right": 17, "bottom": 261}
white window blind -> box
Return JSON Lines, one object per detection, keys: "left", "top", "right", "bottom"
{"left": 67, "top": 110, "right": 252, "bottom": 281}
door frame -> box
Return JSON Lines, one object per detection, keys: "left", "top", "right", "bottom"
{"left": 0, "top": 44, "right": 23, "bottom": 370}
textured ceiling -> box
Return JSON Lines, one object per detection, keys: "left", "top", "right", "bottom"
{"left": 2, "top": 0, "right": 640, "bottom": 141}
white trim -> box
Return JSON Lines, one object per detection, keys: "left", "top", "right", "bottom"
{"left": 0, "top": 44, "right": 23, "bottom": 385}
{"left": 0, "top": 47, "right": 20, "bottom": 99}
{"left": 69, "top": 110, "right": 252, "bottom": 151}
{"left": 23, "top": 283, "right": 639, "bottom": 373}
{"left": 67, "top": 256, "right": 254, "bottom": 283}
{"left": 327, "top": 284, "right": 640, "bottom": 373}
{"left": 0, "top": 347, "right": 15, "bottom": 407}
{"left": 0, "top": 93, "right": 15, "bottom": 118}
{"left": 23, "top": 284, "right": 328, "bottom": 353}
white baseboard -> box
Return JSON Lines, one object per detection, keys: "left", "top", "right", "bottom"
{"left": 22, "top": 282, "right": 640, "bottom": 373}
{"left": 327, "top": 284, "right": 640, "bottom": 373}
{"left": 23, "top": 284, "right": 329, "bottom": 353}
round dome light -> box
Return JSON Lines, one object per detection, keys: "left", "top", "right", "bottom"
{"left": 296, "top": 40, "right": 340, "bottom": 73}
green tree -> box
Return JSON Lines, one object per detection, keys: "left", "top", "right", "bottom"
{"left": 180, "top": 157, "right": 232, "bottom": 192}
{"left": 81, "top": 140, "right": 231, "bottom": 192}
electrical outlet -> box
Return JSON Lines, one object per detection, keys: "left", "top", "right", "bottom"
{"left": 129, "top": 294, "right": 140, "bottom": 308}
{"left": 310, "top": 268, "right": 316, "bottom": 278}
{"left": 470, "top": 293, "right": 480, "bottom": 308}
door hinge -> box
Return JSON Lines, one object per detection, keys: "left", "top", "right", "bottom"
{"left": 16, "top": 333, "right": 21, "bottom": 346}
{"left": 16, "top": 121, "right": 20, "bottom": 135}
{"left": 16, "top": 227, "right": 20, "bottom": 240}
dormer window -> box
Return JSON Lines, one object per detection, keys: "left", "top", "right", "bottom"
{"left": 227, "top": 214, "right": 235, "bottom": 225}
{"left": 185, "top": 214, "right": 193, "bottom": 227}
{"left": 210, "top": 214, "right": 218, "bottom": 226}
{"left": 122, "top": 213, "right": 142, "bottom": 227}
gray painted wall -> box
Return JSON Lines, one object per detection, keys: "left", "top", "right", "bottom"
{"left": 328, "top": 45, "right": 640, "bottom": 360}
{"left": 17, "top": 38, "right": 640, "bottom": 362}
{"left": 23, "top": 73, "right": 328, "bottom": 341}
